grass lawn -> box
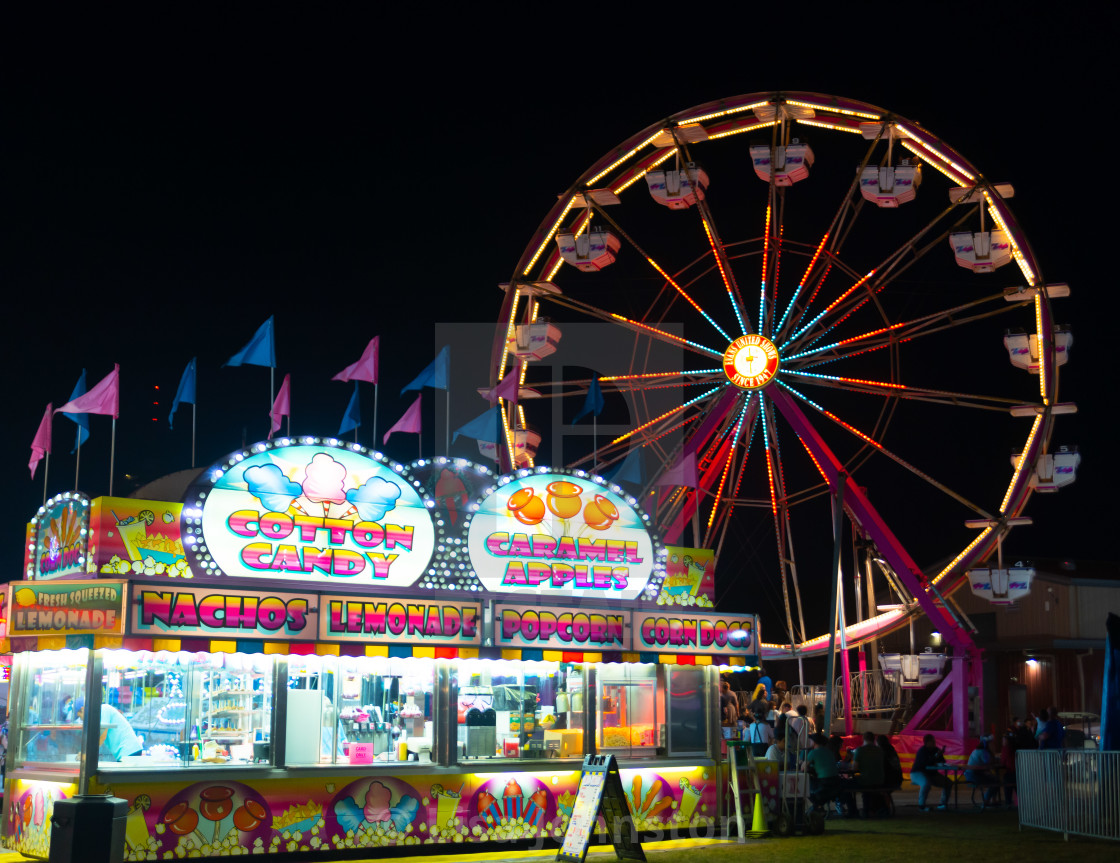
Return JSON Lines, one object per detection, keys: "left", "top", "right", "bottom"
{"left": 2, "top": 805, "right": 1112, "bottom": 863}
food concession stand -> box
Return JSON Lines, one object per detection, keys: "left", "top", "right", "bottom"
{"left": 2, "top": 439, "right": 758, "bottom": 859}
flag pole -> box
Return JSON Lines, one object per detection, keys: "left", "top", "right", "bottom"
{"left": 373, "top": 382, "right": 379, "bottom": 451}
{"left": 43, "top": 452, "right": 49, "bottom": 505}
{"left": 593, "top": 414, "right": 598, "bottom": 474}
{"left": 75, "top": 439, "right": 81, "bottom": 490}
{"left": 109, "top": 417, "right": 116, "bottom": 496}
{"left": 191, "top": 403, "right": 197, "bottom": 469}
{"left": 445, "top": 389, "right": 450, "bottom": 456}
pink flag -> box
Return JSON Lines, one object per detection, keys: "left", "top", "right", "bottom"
{"left": 655, "top": 451, "right": 698, "bottom": 488}
{"left": 29, "top": 403, "right": 52, "bottom": 479}
{"left": 55, "top": 364, "right": 120, "bottom": 418}
{"left": 269, "top": 374, "right": 291, "bottom": 439}
{"left": 384, "top": 395, "right": 422, "bottom": 444}
{"left": 332, "top": 336, "right": 379, "bottom": 384}
{"left": 486, "top": 361, "right": 521, "bottom": 405}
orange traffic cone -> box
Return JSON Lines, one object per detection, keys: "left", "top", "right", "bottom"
{"left": 747, "top": 791, "right": 770, "bottom": 838}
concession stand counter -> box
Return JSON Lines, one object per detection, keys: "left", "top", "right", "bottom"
{"left": 2, "top": 440, "right": 758, "bottom": 859}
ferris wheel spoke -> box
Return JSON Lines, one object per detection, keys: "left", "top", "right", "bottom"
{"left": 588, "top": 202, "right": 735, "bottom": 344}
{"left": 783, "top": 290, "right": 1026, "bottom": 365}
{"left": 609, "top": 384, "right": 728, "bottom": 446}
{"left": 694, "top": 197, "right": 750, "bottom": 335}
{"left": 783, "top": 204, "right": 974, "bottom": 355}
{"left": 776, "top": 127, "right": 886, "bottom": 341}
{"left": 777, "top": 380, "right": 994, "bottom": 518}
{"left": 781, "top": 370, "right": 1024, "bottom": 411}
{"left": 542, "top": 293, "right": 724, "bottom": 359}
{"left": 702, "top": 396, "right": 756, "bottom": 545}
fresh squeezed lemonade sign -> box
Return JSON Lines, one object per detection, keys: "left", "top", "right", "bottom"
{"left": 467, "top": 473, "right": 655, "bottom": 601}
{"left": 194, "top": 444, "right": 435, "bottom": 588}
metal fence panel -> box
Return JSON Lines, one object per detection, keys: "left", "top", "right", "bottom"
{"left": 1017, "top": 750, "right": 1120, "bottom": 842}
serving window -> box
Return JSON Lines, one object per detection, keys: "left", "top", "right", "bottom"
{"left": 597, "top": 663, "right": 661, "bottom": 757}
{"left": 11, "top": 649, "right": 88, "bottom": 770}
{"left": 454, "top": 659, "right": 584, "bottom": 761}
{"left": 99, "top": 650, "right": 274, "bottom": 769}
{"left": 284, "top": 655, "right": 435, "bottom": 765}
{"left": 10, "top": 649, "right": 275, "bottom": 771}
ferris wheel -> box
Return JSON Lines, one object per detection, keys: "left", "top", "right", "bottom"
{"left": 490, "top": 91, "right": 1076, "bottom": 670}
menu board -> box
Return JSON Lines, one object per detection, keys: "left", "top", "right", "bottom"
{"left": 557, "top": 754, "right": 645, "bottom": 863}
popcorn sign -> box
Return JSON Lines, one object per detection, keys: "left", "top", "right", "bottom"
{"left": 188, "top": 443, "right": 436, "bottom": 588}
{"left": 466, "top": 472, "right": 658, "bottom": 601}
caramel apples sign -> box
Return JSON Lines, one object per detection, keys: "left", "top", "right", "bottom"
{"left": 466, "top": 471, "right": 663, "bottom": 601}
{"left": 185, "top": 441, "right": 436, "bottom": 589}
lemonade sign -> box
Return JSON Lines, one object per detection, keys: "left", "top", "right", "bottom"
{"left": 8, "top": 580, "right": 127, "bottom": 636}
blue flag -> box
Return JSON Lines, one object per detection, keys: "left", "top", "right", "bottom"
{"left": 573, "top": 375, "right": 605, "bottom": 422}
{"left": 169, "top": 357, "right": 197, "bottom": 428}
{"left": 453, "top": 407, "right": 502, "bottom": 443}
{"left": 225, "top": 316, "right": 276, "bottom": 368}
{"left": 402, "top": 346, "right": 450, "bottom": 393}
{"left": 605, "top": 449, "right": 644, "bottom": 485}
{"left": 338, "top": 382, "right": 361, "bottom": 435}
{"left": 62, "top": 369, "right": 90, "bottom": 453}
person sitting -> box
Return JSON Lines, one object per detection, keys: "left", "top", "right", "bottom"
{"left": 765, "top": 735, "right": 795, "bottom": 771}
{"left": 965, "top": 736, "right": 998, "bottom": 806}
{"left": 911, "top": 734, "right": 951, "bottom": 811}
{"left": 853, "top": 731, "right": 887, "bottom": 816}
{"left": 803, "top": 733, "right": 841, "bottom": 811}
{"left": 877, "top": 735, "right": 903, "bottom": 789}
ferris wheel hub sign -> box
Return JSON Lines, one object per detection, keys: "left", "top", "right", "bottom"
{"left": 723, "top": 335, "right": 780, "bottom": 389}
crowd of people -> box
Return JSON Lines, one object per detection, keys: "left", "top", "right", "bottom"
{"left": 721, "top": 671, "right": 904, "bottom": 818}
{"left": 724, "top": 672, "right": 1072, "bottom": 817}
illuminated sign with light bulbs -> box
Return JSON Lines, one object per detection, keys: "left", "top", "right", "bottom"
{"left": 28, "top": 493, "right": 91, "bottom": 581}
{"left": 465, "top": 470, "right": 664, "bottom": 601}
{"left": 185, "top": 440, "right": 436, "bottom": 589}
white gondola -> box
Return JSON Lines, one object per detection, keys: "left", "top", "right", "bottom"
{"left": 749, "top": 139, "right": 814, "bottom": 186}
{"left": 1010, "top": 445, "right": 1080, "bottom": 492}
{"left": 478, "top": 429, "right": 541, "bottom": 467}
{"left": 646, "top": 162, "right": 708, "bottom": 209}
{"left": 878, "top": 651, "right": 948, "bottom": 689}
{"left": 556, "top": 229, "right": 620, "bottom": 272}
{"left": 949, "top": 230, "right": 1012, "bottom": 272}
{"left": 1003, "top": 328, "right": 1073, "bottom": 373}
{"left": 968, "top": 566, "right": 1035, "bottom": 605}
{"left": 506, "top": 322, "right": 562, "bottom": 361}
{"left": 859, "top": 159, "right": 921, "bottom": 208}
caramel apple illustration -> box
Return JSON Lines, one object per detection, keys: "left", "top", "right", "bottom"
{"left": 583, "top": 494, "right": 619, "bottom": 531}
{"left": 198, "top": 786, "right": 234, "bottom": 844}
{"left": 507, "top": 488, "right": 546, "bottom": 525}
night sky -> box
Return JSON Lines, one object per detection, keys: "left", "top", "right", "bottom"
{"left": 4, "top": 13, "right": 1114, "bottom": 639}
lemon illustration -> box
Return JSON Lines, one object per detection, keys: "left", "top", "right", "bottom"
{"left": 15, "top": 588, "right": 37, "bottom": 607}
{"left": 137, "top": 510, "right": 155, "bottom": 526}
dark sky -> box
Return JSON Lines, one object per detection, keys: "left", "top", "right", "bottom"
{"left": 4, "top": 13, "right": 1114, "bottom": 637}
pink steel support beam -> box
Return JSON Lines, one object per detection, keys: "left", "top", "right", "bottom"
{"left": 769, "top": 385, "right": 982, "bottom": 739}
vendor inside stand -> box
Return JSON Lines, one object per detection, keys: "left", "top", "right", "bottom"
{"left": 76, "top": 698, "right": 144, "bottom": 761}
